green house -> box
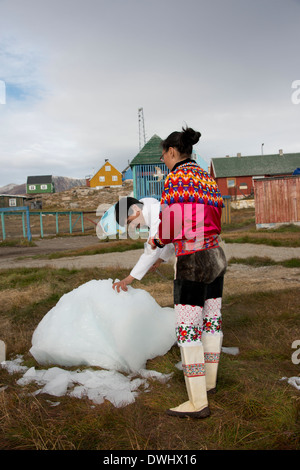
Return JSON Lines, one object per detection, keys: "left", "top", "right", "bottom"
{"left": 130, "top": 135, "right": 168, "bottom": 200}
{"left": 26, "top": 175, "right": 55, "bottom": 194}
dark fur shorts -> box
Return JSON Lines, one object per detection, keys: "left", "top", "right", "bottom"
{"left": 174, "top": 246, "right": 227, "bottom": 307}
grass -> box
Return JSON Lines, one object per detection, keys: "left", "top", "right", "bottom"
{"left": 0, "top": 262, "right": 299, "bottom": 450}
{"left": 0, "top": 239, "right": 36, "bottom": 247}
{"left": 44, "top": 239, "right": 146, "bottom": 259}
{"left": 229, "top": 256, "right": 300, "bottom": 268}
{"left": 223, "top": 235, "right": 300, "bottom": 247}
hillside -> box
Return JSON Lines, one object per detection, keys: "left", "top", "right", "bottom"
{"left": 40, "top": 180, "right": 134, "bottom": 211}
{"left": 0, "top": 176, "right": 87, "bottom": 195}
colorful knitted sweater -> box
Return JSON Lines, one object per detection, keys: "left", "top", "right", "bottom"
{"left": 154, "top": 159, "right": 224, "bottom": 256}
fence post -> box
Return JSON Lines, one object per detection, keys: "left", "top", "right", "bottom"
{"left": 39, "top": 212, "right": 44, "bottom": 238}
{"left": 0, "top": 212, "right": 5, "bottom": 240}
{"left": 25, "top": 207, "right": 32, "bottom": 241}
{"left": 22, "top": 212, "right": 26, "bottom": 237}
{"left": 222, "top": 196, "right": 231, "bottom": 224}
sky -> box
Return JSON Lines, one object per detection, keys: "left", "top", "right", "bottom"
{"left": 0, "top": 0, "right": 300, "bottom": 187}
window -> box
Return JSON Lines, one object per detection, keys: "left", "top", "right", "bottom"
{"left": 112, "top": 175, "right": 118, "bottom": 182}
{"left": 9, "top": 198, "right": 16, "bottom": 206}
{"left": 227, "top": 178, "right": 236, "bottom": 188}
{"left": 29, "top": 185, "right": 36, "bottom": 190}
{"left": 105, "top": 165, "right": 111, "bottom": 171}
{"left": 40, "top": 184, "right": 48, "bottom": 190}
{"left": 99, "top": 176, "right": 105, "bottom": 182}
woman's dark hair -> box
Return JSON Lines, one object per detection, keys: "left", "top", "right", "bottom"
{"left": 161, "top": 126, "right": 201, "bottom": 156}
{"left": 115, "top": 197, "right": 143, "bottom": 226}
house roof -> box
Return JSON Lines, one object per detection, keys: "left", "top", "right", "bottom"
{"left": 130, "top": 134, "right": 162, "bottom": 166}
{"left": 27, "top": 175, "right": 53, "bottom": 184}
{"left": 211, "top": 153, "right": 300, "bottom": 178}
{"left": 0, "top": 194, "right": 27, "bottom": 198}
{"left": 96, "top": 160, "right": 122, "bottom": 175}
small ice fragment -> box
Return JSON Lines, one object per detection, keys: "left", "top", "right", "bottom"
{"left": 222, "top": 347, "right": 240, "bottom": 355}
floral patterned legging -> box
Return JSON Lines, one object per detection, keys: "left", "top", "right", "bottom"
{"left": 173, "top": 247, "right": 226, "bottom": 347}
{"left": 175, "top": 296, "right": 222, "bottom": 346}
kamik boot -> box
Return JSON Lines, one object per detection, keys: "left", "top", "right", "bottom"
{"left": 167, "top": 344, "right": 210, "bottom": 419}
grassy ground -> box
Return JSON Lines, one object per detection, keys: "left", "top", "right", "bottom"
{"left": 0, "top": 263, "right": 299, "bottom": 450}
{"left": 0, "top": 208, "right": 299, "bottom": 450}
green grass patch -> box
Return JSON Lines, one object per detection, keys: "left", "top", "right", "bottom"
{"left": 46, "top": 240, "right": 145, "bottom": 259}
{"left": 0, "top": 238, "right": 36, "bottom": 247}
{"left": 223, "top": 235, "right": 300, "bottom": 247}
{"left": 229, "top": 256, "right": 300, "bottom": 268}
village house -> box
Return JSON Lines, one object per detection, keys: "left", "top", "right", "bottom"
{"left": 122, "top": 164, "right": 133, "bottom": 181}
{"left": 27, "top": 175, "right": 55, "bottom": 194}
{"left": 88, "top": 160, "right": 122, "bottom": 189}
{"left": 210, "top": 151, "right": 300, "bottom": 198}
{"left": 0, "top": 194, "right": 28, "bottom": 208}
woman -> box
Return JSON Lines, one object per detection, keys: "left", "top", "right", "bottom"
{"left": 149, "top": 126, "right": 227, "bottom": 419}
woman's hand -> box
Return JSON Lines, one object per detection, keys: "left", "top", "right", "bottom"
{"left": 112, "top": 275, "right": 134, "bottom": 293}
{"left": 148, "top": 238, "right": 157, "bottom": 250}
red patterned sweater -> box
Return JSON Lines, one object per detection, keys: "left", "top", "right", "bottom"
{"left": 153, "top": 159, "right": 224, "bottom": 256}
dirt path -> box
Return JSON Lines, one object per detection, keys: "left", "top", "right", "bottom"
{"left": 1, "top": 236, "right": 300, "bottom": 269}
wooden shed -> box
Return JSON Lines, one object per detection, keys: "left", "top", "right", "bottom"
{"left": 253, "top": 175, "right": 300, "bottom": 228}
{"left": 89, "top": 160, "right": 122, "bottom": 188}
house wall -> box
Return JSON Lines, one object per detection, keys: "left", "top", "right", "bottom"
{"left": 254, "top": 176, "right": 300, "bottom": 226}
{"left": 27, "top": 183, "right": 53, "bottom": 194}
{"left": 215, "top": 175, "right": 254, "bottom": 197}
{"left": 0, "top": 196, "right": 26, "bottom": 208}
{"left": 90, "top": 162, "right": 122, "bottom": 188}
{"left": 132, "top": 163, "right": 168, "bottom": 200}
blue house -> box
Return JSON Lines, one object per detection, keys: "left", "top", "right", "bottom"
{"left": 130, "top": 135, "right": 168, "bottom": 200}
{"left": 194, "top": 153, "right": 209, "bottom": 172}
{"left": 122, "top": 165, "right": 133, "bottom": 181}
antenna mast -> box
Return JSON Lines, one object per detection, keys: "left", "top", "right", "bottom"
{"left": 138, "top": 107, "right": 146, "bottom": 149}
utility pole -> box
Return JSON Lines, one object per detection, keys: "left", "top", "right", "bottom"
{"left": 138, "top": 107, "right": 146, "bottom": 150}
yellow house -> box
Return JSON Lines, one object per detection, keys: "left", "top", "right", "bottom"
{"left": 89, "top": 160, "right": 122, "bottom": 188}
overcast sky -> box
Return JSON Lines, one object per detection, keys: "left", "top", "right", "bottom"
{"left": 0, "top": 0, "right": 300, "bottom": 186}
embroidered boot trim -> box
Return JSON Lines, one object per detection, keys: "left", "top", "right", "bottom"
{"left": 182, "top": 362, "right": 205, "bottom": 377}
{"left": 204, "top": 352, "right": 220, "bottom": 363}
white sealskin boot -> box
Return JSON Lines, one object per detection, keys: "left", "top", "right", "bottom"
{"left": 202, "top": 332, "right": 223, "bottom": 393}
{"left": 167, "top": 344, "right": 210, "bottom": 419}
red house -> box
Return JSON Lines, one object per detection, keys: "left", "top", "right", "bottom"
{"left": 210, "top": 151, "right": 300, "bottom": 198}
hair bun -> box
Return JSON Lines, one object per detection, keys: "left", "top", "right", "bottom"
{"left": 181, "top": 126, "right": 201, "bottom": 146}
